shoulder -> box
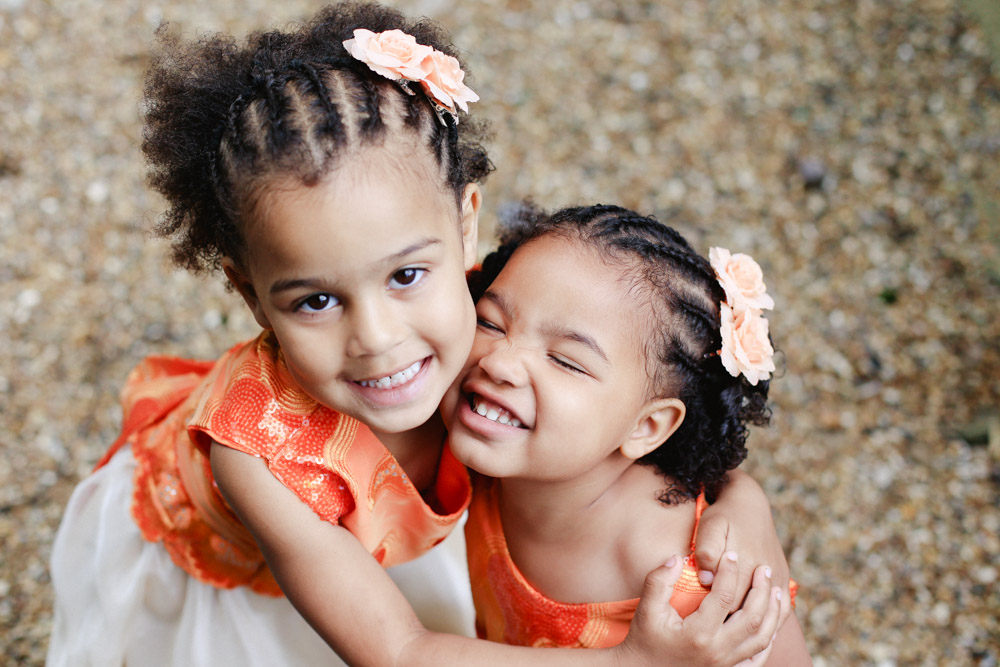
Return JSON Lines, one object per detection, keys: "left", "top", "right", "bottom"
{"left": 614, "top": 481, "right": 700, "bottom": 596}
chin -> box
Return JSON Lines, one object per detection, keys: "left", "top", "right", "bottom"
{"left": 447, "top": 435, "right": 503, "bottom": 477}
{"left": 369, "top": 402, "right": 439, "bottom": 435}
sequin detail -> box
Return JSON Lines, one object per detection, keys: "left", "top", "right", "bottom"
{"left": 103, "top": 333, "right": 472, "bottom": 595}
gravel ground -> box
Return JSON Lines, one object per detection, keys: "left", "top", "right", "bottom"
{"left": 2, "top": 0, "right": 999, "bottom": 664}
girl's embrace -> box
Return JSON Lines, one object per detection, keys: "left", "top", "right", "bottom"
{"left": 445, "top": 204, "right": 812, "bottom": 663}
{"left": 48, "top": 3, "right": 794, "bottom": 665}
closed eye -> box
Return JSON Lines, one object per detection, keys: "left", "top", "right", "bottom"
{"left": 477, "top": 318, "right": 504, "bottom": 334}
{"left": 550, "top": 355, "right": 586, "bottom": 374}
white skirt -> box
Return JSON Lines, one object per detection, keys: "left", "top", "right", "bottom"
{"left": 47, "top": 446, "right": 475, "bottom": 667}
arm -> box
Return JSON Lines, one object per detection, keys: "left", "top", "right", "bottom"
{"left": 211, "top": 444, "right": 780, "bottom": 667}
{"left": 763, "top": 614, "right": 812, "bottom": 666}
{"left": 694, "top": 469, "right": 792, "bottom": 612}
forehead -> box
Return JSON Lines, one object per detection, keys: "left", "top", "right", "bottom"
{"left": 245, "top": 148, "right": 458, "bottom": 276}
{"left": 492, "top": 235, "right": 649, "bottom": 362}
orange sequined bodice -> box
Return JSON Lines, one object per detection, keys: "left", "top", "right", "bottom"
{"left": 465, "top": 475, "right": 794, "bottom": 648}
{"left": 98, "top": 333, "right": 471, "bottom": 596}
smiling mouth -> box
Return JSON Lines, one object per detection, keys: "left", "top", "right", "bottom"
{"left": 356, "top": 359, "right": 424, "bottom": 389}
{"left": 469, "top": 394, "right": 528, "bottom": 429}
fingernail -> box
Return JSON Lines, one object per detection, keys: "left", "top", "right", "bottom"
{"left": 665, "top": 555, "right": 677, "bottom": 568}
{"left": 699, "top": 570, "right": 714, "bottom": 585}
{"left": 775, "top": 588, "right": 783, "bottom": 600}
{"left": 764, "top": 566, "right": 772, "bottom": 578}
{"left": 725, "top": 551, "right": 738, "bottom": 562}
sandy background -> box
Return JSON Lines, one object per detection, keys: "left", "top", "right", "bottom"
{"left": 1, "top": 0, "right": 999, "bottom": 664}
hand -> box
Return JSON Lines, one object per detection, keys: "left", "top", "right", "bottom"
{"left": 618, "top": 552, "right": 783, "bottom": 667}
{"left": 694, "top": 471, "right": 791, "bottom": 615}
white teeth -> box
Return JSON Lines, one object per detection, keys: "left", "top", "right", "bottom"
{"left": 359, "top": 360, "right": 422, "bottom": 389}
{"left": 472, "top": 396, "right": 522, "bottom": 428}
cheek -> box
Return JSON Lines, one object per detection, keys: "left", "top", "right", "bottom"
{"left": 432, "top": 286, "right": 476, "bottom": 344}
{"left": 277, "top": 328, "right": 340, "bottom": 380}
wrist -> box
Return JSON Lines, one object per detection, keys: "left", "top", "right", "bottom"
{"left": 610, "top": 637, "right": 644, "bottom": 667}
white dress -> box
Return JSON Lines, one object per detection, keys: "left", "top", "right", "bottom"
{"left": 47, "top": 445, "right": 475, "bottom": 667}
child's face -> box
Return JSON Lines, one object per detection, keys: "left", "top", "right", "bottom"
{"left": 441, "top": 235, "right": 663, "bottom": 483}
{"left": 227, "top": 151, "right": 479, "bottom": 439}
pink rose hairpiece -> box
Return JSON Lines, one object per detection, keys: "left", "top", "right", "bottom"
{"left": 343, "top": 28, "right": 479, "bottom": 125}
{"left": 708, "top": 247, "right": 776, "bottom": 386}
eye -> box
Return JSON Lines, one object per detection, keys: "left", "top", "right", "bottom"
{"left": 297, "top": 293, "right": 339, "bottom": 313}
{"left": 550, "top": 355, "right": 586, "bottom": 374}
{"left": 476, "top": 318, "right": 504, "bottom": 334}
{"left": 388, "top": 268, "right": 427, "bottom": 289}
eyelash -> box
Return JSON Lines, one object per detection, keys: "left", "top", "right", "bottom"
{"left": 291, "top": 266, "right": 427, "bottom": 314}
{"left": 476, "top": 318, "right": 502, "bottom": 332}
{"left": 551, "top": 356, "right": 586, "bottom": 374}
{"left": 389, "top": 267, "right": 428, "bottom": 290}
{"left": 478, "top": 318, "right": 586, "bottom": 374}
{"left": 296, "top": 293, "right": 339, "bottom": 314}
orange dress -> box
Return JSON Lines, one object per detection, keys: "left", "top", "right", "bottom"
{"left": 98, "top": 332, "right": 471, "bottom": 596}
{"left": 466, "top": 475, "right": 796, "bottom": 648}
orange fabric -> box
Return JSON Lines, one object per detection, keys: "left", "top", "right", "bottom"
{"left": 466, "top": 475, "right": 797, "bottom": 648}
{"left": 102, "top": 333, "right": 471, "bottom": 596}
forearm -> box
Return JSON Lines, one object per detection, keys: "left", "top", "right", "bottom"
{"left": 397, "top": 631, "right": 625, "bottom": 667}
{"left": 265, "top": 515, "right": 625, "bottom": 666}
{"left": 211, "top": 444, "right": 631, "bottom": 666}
{"left": 763, "top": 613, "right": 812, "bottom": 666}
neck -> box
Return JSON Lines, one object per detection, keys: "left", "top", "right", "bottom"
{"left": 372, "top": 414, "right": 446, "bottom": 493}
{"left": 498, "top": 462, "right": 644, "bottom": 543}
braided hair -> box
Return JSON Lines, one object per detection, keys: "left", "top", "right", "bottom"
{"left": 469, "top": 203, "right": 772, "bottom": 504}
{"left": 142, "top": 2, "right": 493, "bottom": 274}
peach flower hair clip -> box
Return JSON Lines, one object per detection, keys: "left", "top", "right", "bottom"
{"left": 343, "top": 28, "right": 479, "bottom": 124}
{"left": 708, "top": 247, "right": 776, "bottom": 386}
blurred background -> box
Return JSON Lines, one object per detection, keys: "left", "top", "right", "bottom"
{"left": 1, "top": 0, "right": 998, "bottom": 664}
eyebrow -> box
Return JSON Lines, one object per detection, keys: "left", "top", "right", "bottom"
{"left": 269, "top": 237, "right": 442, "bottom": 295}
{"left": 481, "top": 289, "right": 610, "bottom": 364}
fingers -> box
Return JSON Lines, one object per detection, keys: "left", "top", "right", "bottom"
{"left": 692, "top": 513, "right": 729, "bottom": 586}
{"left": 726, "top": 567, "right": 790, "bottom": 665}
{"left": 689, "top": 550, "right": 741, "bottom": 628}
{"left": 775, "top": 575, "right": 792, "bottom": 633}
{"left": 730, "top": 558, "right": 757, "bottom": 614}
{"left": 632, "top": 555, "right": 685, "bottom": 631}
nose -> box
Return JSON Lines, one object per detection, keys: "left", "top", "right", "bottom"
{"left": 345, "top": 297, "right": 406, "bottom": 358}
{"left": 477, "top": 339, "right": 529, "bottom": 388}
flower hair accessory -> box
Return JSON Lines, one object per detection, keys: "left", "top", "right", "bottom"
{"left": 343, "top": 28, "right": 479, "bottom": 124}
{"left": 709, "top": 247, "right": 775, "bottom": 385}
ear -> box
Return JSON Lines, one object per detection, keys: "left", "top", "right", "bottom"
{"left": 459, "top": 183, "right": 482, "bottom": 271}
{"left": 620, "top": 398, "right": 686, "bottom": 461}
{"left": 222, "top": 257, "right": 272, "bottom": 331}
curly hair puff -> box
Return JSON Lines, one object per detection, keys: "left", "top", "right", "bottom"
{"left": 142, "top": 2, "right": 493, "bottom": 274}
{"left": 469, "top": 203, "right": 773, "bottom": 504}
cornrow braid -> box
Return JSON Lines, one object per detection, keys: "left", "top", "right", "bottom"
{"left": 354, "top": 76, "right": 385, "bottom": 138}
{"left": 143, "top": 1, "right": 493, "bottom": 274}
{"left": 470, "top": 202, "right": 772, "bottom": 504}
{"left": 289, "top": 60, "right": 347, "bottom": 146}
